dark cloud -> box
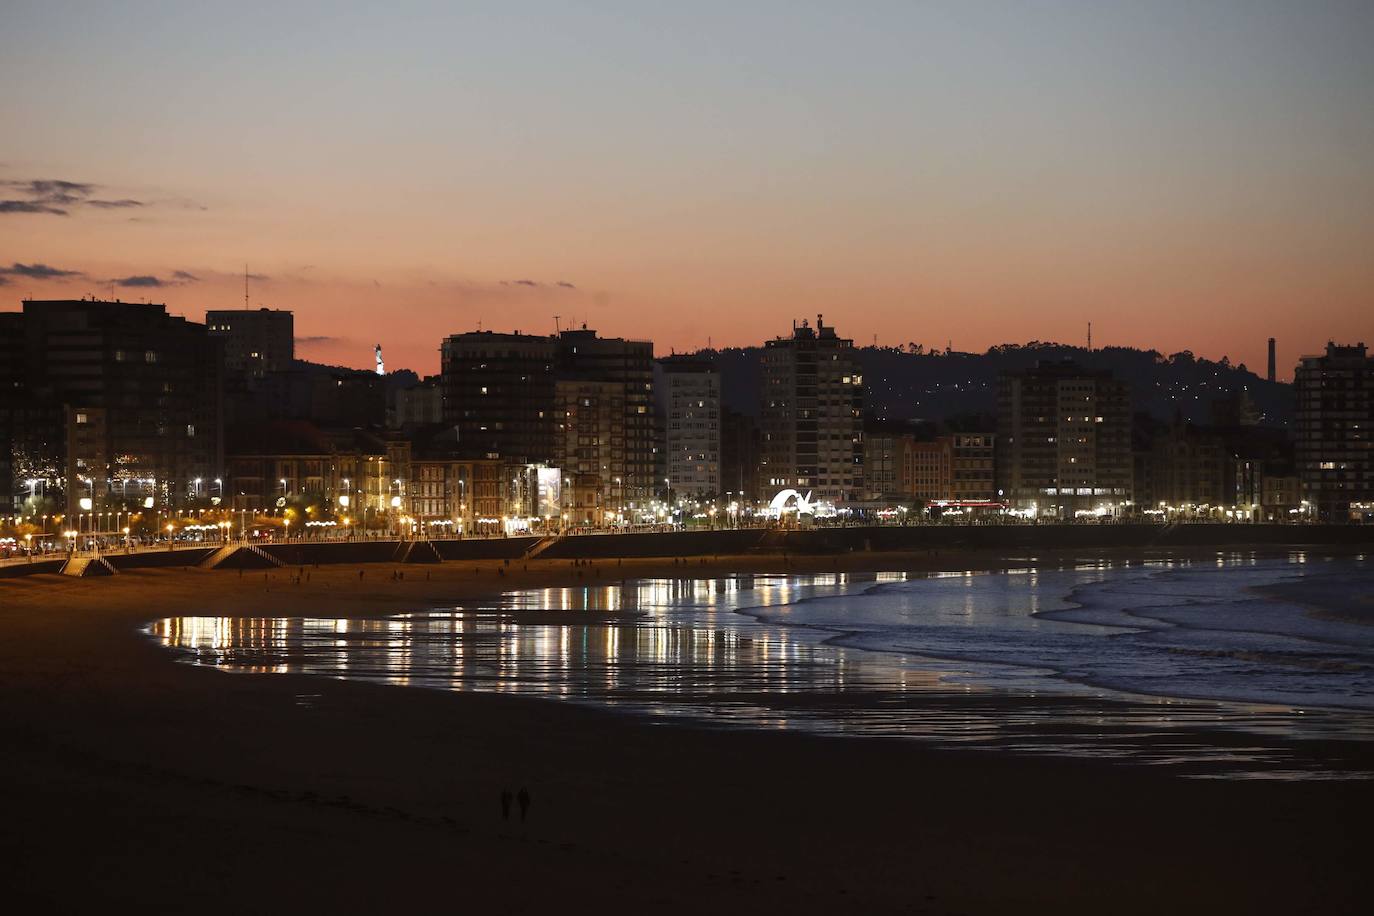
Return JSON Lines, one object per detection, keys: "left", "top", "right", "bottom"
{"left": 87, "top": 198, "right": 144, "bottom": 209}
{"left": 295, "top": 335, "right": 338, "bottom": 344}
{"left": 0, "top": 200, "right": 68, "bottom": 215}
{"left": 105, "top": 270, "right": 200, "bottom": 288}
{"left": 0, "top": 178, "right": 145, "bottom": 216}
{"left": 500, "top": 278, "right": 577, "bottom": 289}
{"left": 0, "top": 262, "right": 84, "bottom": 280}
{"left": 24, "top": 179, "right": 94, "bottom": 198}
{"left": 247, "top": 272, "right": 270, "bottom": 281}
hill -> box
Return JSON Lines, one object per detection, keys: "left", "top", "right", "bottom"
{"left": 694, "top": 342, "right": 1292, "bottom": 428}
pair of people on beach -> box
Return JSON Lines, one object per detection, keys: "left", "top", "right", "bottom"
{"left": 500, "top": 787, "right": 531, "bottom": 822}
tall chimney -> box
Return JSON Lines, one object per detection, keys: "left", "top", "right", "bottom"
{"left": 1267, "top": 337, "right": 1276, "bottom": 383}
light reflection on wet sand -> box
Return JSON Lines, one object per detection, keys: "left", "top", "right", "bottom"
{"left": 150, "top": 566, "right": 1374, "bottom": 780}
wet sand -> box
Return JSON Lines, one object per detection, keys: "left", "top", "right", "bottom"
{"left": 2, "top": 549, "right": 1370, "bottom": 913}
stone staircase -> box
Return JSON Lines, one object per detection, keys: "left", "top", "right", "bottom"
{"left": 393, "top": 540, "right": 441, "bottom": 564}
{"left": 522, "top": 534, "right": 562, "bottom": 560}
{"left": 60, "top": 555, "right": 118, "bottom": 577}
{"left": 200, "top": 544, "right": 286, "bottom": 569}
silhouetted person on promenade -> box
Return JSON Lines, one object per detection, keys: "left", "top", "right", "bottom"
{"left": 517, "top": 787, "right": 530, "bottom": 822}
{"left": 500, "top": 788, "right": 513, "bottom": 820}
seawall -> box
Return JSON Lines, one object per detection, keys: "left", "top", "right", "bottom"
{"left": 1, "top": 524, "right": 1369, "bottom": 579}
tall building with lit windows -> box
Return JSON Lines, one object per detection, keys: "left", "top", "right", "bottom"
{"left": 205, "top": 307, "right": 294, "bottom": 377}
{"left": 441, "top": 326, "right": 655, "bottom": 516}
{"left": 556, "top": 328, "right": 656, "bottom": 509}
{"left": 9, "top": 299, "right": 223, "bottom": 514}
{"left": 759, "top": 316, "right": 864, "bottom": 504}
{"left": 1295, "top": 342, "right": 1373, "bottom": 522}
{"left": 995, "top": 361, "right": 1131, "bottom": 516}
{"left": 441, "top": 331, "right": 558, "bottom": 463}
{"left": 657, "top": 358, "right": 721, "bottom": 499}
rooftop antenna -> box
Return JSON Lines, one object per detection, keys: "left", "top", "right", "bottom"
{"left": 1087, "top": 321, "right": 1092, "bottom": 351}
{"left": 244, "top": 264, "right": 249, "bottom": 310}
{"left": 554, "top": 315, "right": 561, "bottom": 333}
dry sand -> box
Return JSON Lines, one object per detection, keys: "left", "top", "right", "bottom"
{"left": 1, "top": 549, "right": 1370, "bottom": 914}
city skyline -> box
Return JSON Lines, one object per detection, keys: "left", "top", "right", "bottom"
{"left": 4, "top": 1, "right": 1373, "bottom": 376}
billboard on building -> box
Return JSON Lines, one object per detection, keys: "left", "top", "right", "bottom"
{"left": 536, "top": 467, "right": 562, "bottom": 518}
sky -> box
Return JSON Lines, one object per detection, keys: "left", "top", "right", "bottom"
{"left": 2, "top": 1, "right": 1371, "bottom": 378}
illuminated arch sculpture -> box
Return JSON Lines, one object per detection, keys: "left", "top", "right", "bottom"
{"left": 769, "top": 489, "right": 815, "bottom": 515}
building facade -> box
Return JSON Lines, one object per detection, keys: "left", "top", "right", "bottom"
{"left": 12, "top": 299, "right": 224, "bottom": 516}
{"left": 441, "top": 332, "right": 558, "bottom": 463}
{"left": 949, "top": 433, "right": 996, "bottom": 501}
{"left": 658, "top": 359, "right": 721, "bottom": 499}
{"left": 759, "top": 317, "right": 864, "bottom": 504}
{"left": 996, "top": 361, "right": 1132, "bottom": 516}
{"left": 905, "top": 439, "right": 951, "bottom": 503}
{"left": 441, "top": 327, "right": 656, "bottom": 520}
{"left": 206, "top": 307, "right": 294, "bottom": 378}
{"left": 1295, "top": 342, "right": 1373, "bottom": 521}
{"left": 556, "top": 328, "right": 656, "bottom": 510}
{"left": 556, "top": 378, "right": 625, "bottom": 525}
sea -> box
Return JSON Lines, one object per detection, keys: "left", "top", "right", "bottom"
{"left": 150, "top": 550, "right": 1374, "bottom": 779}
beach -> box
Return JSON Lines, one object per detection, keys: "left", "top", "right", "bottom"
{"left": 2, "top": 549, "right": 1371, "bottom": 913}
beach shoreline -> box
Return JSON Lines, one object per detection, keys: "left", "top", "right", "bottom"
{"left": 2, "top": 546, "right": 1371, "bottom": 913}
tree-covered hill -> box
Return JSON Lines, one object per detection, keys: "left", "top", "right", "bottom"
{"left": 695, "top": 342, "right": 1293, "bottom": 428}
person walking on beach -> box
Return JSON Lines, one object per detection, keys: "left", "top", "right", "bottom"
{"left": 517, "top": 787, "right": 530, "bottom": 822}
{"left": 500, "top": 788, "right": 513, "bottom": 821}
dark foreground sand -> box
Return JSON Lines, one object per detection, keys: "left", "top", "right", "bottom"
{"left": 1, "top": 549, "right": 1370, "bottom": 914}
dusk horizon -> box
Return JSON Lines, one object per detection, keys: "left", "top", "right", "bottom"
{"left": 3, "top": 4, "right": 1372, "bottom": 913}
{"left": 5, "top": 1, "right": 1372, "bottom": 375}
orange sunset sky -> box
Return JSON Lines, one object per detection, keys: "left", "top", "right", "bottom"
{"left": 3, "top": 2, "right": 1371, "bottom": 379}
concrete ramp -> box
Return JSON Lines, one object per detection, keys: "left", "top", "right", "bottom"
{"left": 201, "top": 544, "right": 286, "bottom": 569}
{"left": 60, "top": 556, "right": 118, "bottom": 577}
{"left": 394, "top": 540, "right": 441, "bottom": 564}
{"left": 523, "top": 535, "right": 562, "bottom": 559}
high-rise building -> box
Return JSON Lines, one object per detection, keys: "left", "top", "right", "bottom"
{"left": 996, "top": 361, "right": 1132, "bottom": 516}
{"left": 206, "top": 307, "right": 294, "bottom": 377}
{"left": 759, "top": 317, "right": 864, "bottom": 504}
{"left": 441, "top": 332, "right": 558, "bottom": 463}
{"left": 863, "top": 423, "right": 910, "bottom": 501}
{"left": 441, "top": 327, "right": 655, "bottom": 516}
{"left": 657, "top": 359, "right": 721, "bottom": 499}
{"left": 387, "top": 375, "right": 444, "bottom": 429}
{"left": 1133, "top": 422, "right": 1229, "bottom": 512}
{"left": 949, "top": 433, "right": 996, "bottom": 501}
{"left": 12, "top": 299, "right": 224, "bottom": 515}
{"left": 721, "top": 408, "right": 761, "bottom": 506}
{"left": 556, "top": 328, "right": 656, "bottom": 509}
{"left": 556, "top": 378, "right": 625, "bottom": 525}
{"left": 1294, "top": 342, "right": 1373, "bottom": 522}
